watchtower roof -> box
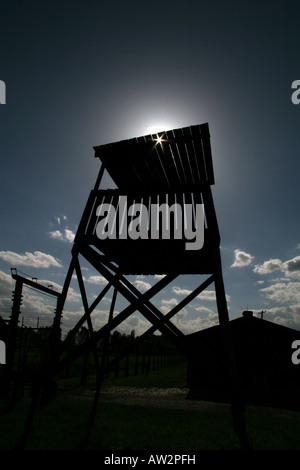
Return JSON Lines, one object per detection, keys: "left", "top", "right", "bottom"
{"left": 93, "top": 123, "right": 214, "bottom": 193}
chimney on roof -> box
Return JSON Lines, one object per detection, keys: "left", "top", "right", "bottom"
{"left": 242, "top": 310, "right": 253, "bottom": 318}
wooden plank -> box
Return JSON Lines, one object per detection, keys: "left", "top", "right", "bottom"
{"left": 202, "top": 186, "right": 220, "bottom": 243}
{"left": 154, "top": 136, "right": 182, "bottom": 190}
{"left": 91, "top": 191, "right": 113, "bottom": 238}
{"left": 153, "top": 140, "right": 171, "bottom": 189}
{"left": 200, "top": 123, "right": 215, "bottom": 185}
{"left": 120, "top": 139, "right": 148, "bottom": 190}
{"left": 165, "top": 129, "right": 187, "bottom": 187}
{"left": 190, "top": 125, "right": 208, "bottom": 184}
{"left": 124, "top": 138, "right": 157, "bottom": 192}
{"left": 129, "top": 138, "right": 153, "bottom": 190}
{"left": 147, "top": 134, "right": 170, "bottom": 190}
{"left": 193, "top": 191, "right": 206, "bottom": 229}
{"left": 182, "top": 126, "right": 199, "bottom": 186}
{"left": 168, "top": 128, "right": 188, "bottom": 187}
{"left": 173, "top": 128, "right": 194, "bottom": 188}
{"left": 84, "top": 190, "right": 100, "bottom": 237}
{"left": 136, "top": 136, "right": 163, "bottom": 191}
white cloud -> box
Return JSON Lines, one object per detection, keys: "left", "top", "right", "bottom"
{"left": 253, "top": 258, "right": 283, "bottom": 275}
{"left": 0, "top": 250, "right": 62, "bottom": 268}
{"left": 86, "top": 275, "right": 108, "bottom": 285}
{"left": 256, "top": 304, "right": 300, "bottom": 330}
{"left": 171, "top": 311, "right": 218, "bottom": 335}
{"left": 60, "top": 308, "right": 153, "bottom": 337}
{"left": 64, "top": 284, "right": 87, "bottom": 303}
{"left": 49, "top": 215, "right": 75, "bottom": 243}
{"left": 54, "top": 215, "right": 67, "bottom": 226}
{"left": 159, "top": 298, "right": 220, "bottom": 334}
{"left": 0, "top": 270, "right": 12, "bottom": 285}
{"left": 160, "top": 298, "right": 179, "bottom": 314}
{"left": 259, "top": 281, "right": 300, "bottom": 304}
{"left": 283, "top": 255, "right": 300, "bottom": 277}
{"left": 172, "top": 286, "right": 192, "bottom": 296}
{"left": 194, "top": 306, "right": 215, "bottom": 315}
{"left": 21, "top": 292, "right": 56, "bottom": 317}
{"left": 134, "top": 279, "right": 152, "bottom": 292}
{"left": 172, "top": 285, "right": 230, "bottom": 302}
{"left": 64, "top": 229, "right": 75, "bottom": 243}
{"left": 231, "top": 249, "right": 254, "bottom": 268}
{"left": 254, "top": 253, "right": 300, "bottom": 329}
{"left": 197, "top": 290, "right": 216, "bottom": 301}
{"left": 160, "top": 298, "right": 188, "bottom": 328}
{"left": 111, "top": 314, "right": 152, "bottom": 336}
{"left": 49, "top": 230, "right": 64, "bottom": 241}
{"left": 0, "top": 270, "right": 15, "bottom": 314}
{"left": 254, "top": 255, "right": 300, "bottom": 278}
{"left": 49, "top": 228, "right": 75, "bottom": 243}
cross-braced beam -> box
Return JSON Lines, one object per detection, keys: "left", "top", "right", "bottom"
{"left": 57, "top": 245, "right": 185, "bottom": 372}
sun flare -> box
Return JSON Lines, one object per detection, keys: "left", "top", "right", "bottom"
{"left": 147, "top": 124, "right": 170, "bottom": 134}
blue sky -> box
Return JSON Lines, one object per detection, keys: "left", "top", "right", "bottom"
{"left": 1, "top": 0, "right": 300, "bottom": 337}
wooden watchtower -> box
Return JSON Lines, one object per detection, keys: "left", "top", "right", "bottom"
{"left": 56, "top": 123, "right": 231, "bottom": 358}
{"left": 16, "top": 123, "right": 249, "bottom": 450}
{"left": 50, "top": 123, "right": 248, "bottom": 448}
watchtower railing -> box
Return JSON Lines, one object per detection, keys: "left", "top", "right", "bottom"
{"left": 76, "top": 187, "right": 219, "bottom": 274}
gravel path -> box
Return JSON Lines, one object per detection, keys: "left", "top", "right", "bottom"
{"left": 70, "top": 386, "right": 231, "bottom": 412}
{"left": 65, "top": 386, "right": 300, "bottom": 422}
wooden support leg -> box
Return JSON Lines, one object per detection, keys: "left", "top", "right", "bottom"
{"left": 214, "top": 253, "right": 250, "bottom": 450}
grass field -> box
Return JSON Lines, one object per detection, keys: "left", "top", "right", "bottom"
{"left": 1, "top": 359, "right": 300, "bottom": 451}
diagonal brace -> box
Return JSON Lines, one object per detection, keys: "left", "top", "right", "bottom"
{"left": 77, "top": 245, "right": 183, "bottom": 343}
{"left": 106, "top": 274, "right": 215, "bottom": 372}
{"left": 56, "top": 258, "right": 179, "bottom": 372}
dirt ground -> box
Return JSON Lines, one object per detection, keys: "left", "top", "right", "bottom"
{"left": 67, "top": 385, "right": 300, "bottom": 422}
{"left": 69, "top": 386, "right": 233, "bottom": 413}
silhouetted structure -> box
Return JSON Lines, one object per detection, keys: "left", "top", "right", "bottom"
{"left": 187, "top": 311, "right": 300, "bottom": 410}
{"left": 56, "top": 124, "right": 232, "bottom": 365}
{"left": 1, "top": 270, "right": 61, "bottom": 400}
{"left": 15, "top": 123, "right": 249, "bottom": 449}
